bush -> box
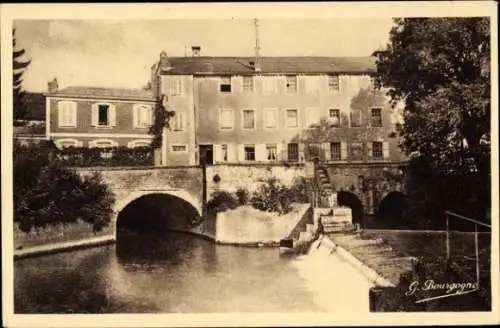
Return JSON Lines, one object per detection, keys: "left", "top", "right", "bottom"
{"left": 250, "top": 177, "right": 293, "bottom": 215}
{"left": 235, "top": 187, "right": 250, "bottom": 205}
{"left": 206, "top": 191, "right": 238, "bottom": 213}
{"left": 13, "top": 142, "right": 115, "bottom": 233}
{"left": 289, "top": 176, "right": 310, "bottom": 203}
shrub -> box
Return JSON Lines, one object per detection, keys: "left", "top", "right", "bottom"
{"left": 235, "top": 187, "right": 250, "bottom": 205}
{"left": 289, "top": 176, "right": 310, "bottom": 203}
{"left": 13, "top": 142, "right": 115, "bottom": 233}
{"left": 206, "top": 191, "right": 238, "bottom": 213}
{"left": 250, "top": 177, "right": 293, "bottom": 215}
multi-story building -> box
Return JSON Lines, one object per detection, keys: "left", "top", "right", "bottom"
{"left": 45, "top": 79, "right": 156, "bottom": 149}
{"left": 149, "top": 48, "right": 405, "bottom": 167}
{"left": 44, "top": 48, "right": 405, "bottom": 167}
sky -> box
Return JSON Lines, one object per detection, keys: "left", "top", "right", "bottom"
{"left": 14, "top": 19, "right": 395, "bottom": 92}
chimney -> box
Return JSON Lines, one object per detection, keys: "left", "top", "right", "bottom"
{"left": 159, "top": 51, "right": 171, "bottom": 70}
{"left": 48, "top": 78, "right": 58, "bottom": 93}
{"left": 191, "top": 46, "right": 201, "bottom": 57}
{"left": 254, "top": 19, "right": 262, "bottom": 72}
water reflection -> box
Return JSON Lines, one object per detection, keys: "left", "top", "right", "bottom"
{"left": 15, "top": 231, "right": 321, "bottom": 313}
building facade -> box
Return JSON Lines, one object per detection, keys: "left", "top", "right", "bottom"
{"left": 44, "top": 52, "right": 405, "bottom": 167}
{"left": 150, "top": 52, "right": 405, "bottom": 167}
{"left": 45, "top": 79, "right": 156, "bottom": 150}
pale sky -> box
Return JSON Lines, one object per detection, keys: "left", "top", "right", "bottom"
{"left": 14, "top": 19, "right": 395, "bottom": 92}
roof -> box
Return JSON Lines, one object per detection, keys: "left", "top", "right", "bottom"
{"left": 47, "top": 86, "right": 155, "bottom": 101}
{"left": 21, "top": 92, "right": 45, "bottom": 120}
{"left": 160, "top": 56, "right": 377, "bottom": 75}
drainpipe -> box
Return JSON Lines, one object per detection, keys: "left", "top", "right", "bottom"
{"left": 201, "top": 152, "right": 207, "bottom": 215}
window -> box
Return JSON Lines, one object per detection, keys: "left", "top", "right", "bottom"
{"left": 221, "top": 144, "right": 228, "bottom": 162}
{"left": 285, "top": 75, "right": 297, "bottom": 93}
{"left": 243, "top": 76, "right": 254, "bottom": 92}
{"left": 92, "top": 102, "right": 116, "bottom": 127}
{"left": 220, "top": 76, "right": 232, "bottom": 92}
{"left": 350, "top": 110, "right": 362, "bottom": 127}
{"left": 220, "top": 108, "right": 234, "bottom": 130}
{"left": 169, "top": 78, "right": 183, "bottom": 95}
{"left": 263, "top": 108, "right": 277, "bottom": 129}
{"left": 244, "top": 145, "right": 255, "bottom": 161}
{"left": 172, "top": 145, "right": 187, "bottom": 152}
{"left": 133, "top": 104, "right": 153, "bottom": 128}
{"left": 350, "top": 142, "right": 364, "bottom": 161}
{"left": 330, "top": 142, "right": 341, "bottom": 161}
{"left": 306, "top": 107, "right": 320, "bottom": 127}
{"left": 266, "top": 144, "right": 278, "bottom": 161}
{"left": 242, "top": 109, "right": 255, "bottom": 129}
{"left": 287, "top": 143, "right": 299, "bottom": 162}
{"left": 286, "top": 109, "right": 298, "bottom": 128}
{"left": 371, "top": 76, "right": 381, "bottom": 90}
{"left": 89, "top": 139, "right": 118, "bottom": 148}
{"left": 262, "top": 76, "right": 277, "bottom": 93}
{"left": 128, "top": 140, "right": 151, "bottom": 148}
{"left": 57, "top": 101, "right": 77, "bottom": 127}
{"left": 171, "top": 112, "right": 185, "bottom": 131}
{"left": 305, "top": 143, "right": 323, "bottom": 161}
{"left": 329, "top": 109, "right": 340, "bottom": 127}
{"left": 328, "top": 75, "right": 340, "bottom": 92}
{"left": 372, "top": 141, "right": 383, "bottom": 159}
{"left": 371, "top": 108, "right": 382, "bottom": 127}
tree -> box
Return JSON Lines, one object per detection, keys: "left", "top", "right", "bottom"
{"left": 149, "top": 94, "right": 175, "bottom": 148}
{"left": 374, "top": 18, "right": 491, "bottom": 218}
{"left": 13, "top": 28, "right": 31, "bottom": 121}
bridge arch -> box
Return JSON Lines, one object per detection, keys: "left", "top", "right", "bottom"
{"left": 113, "top": 189, "right": 202, "bottom": 218}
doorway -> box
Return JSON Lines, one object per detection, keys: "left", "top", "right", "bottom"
{"left": 199, "top": 144, "right": 214, "bottom": 165}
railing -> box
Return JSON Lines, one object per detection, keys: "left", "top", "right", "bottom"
{"left": 445, "top": 210, "right": 491, "bottom": 284}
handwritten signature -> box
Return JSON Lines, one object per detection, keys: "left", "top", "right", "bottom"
{"left": 405, "top": 280, "right": 480, "bottom": 303}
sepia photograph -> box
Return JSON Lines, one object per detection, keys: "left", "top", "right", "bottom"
{"left": 1, "top": 2, "right": 498, "bottom": 327}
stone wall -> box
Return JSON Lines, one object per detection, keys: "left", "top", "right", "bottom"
{"left": 206, "top": 164, "right": 306, "bottom": 195}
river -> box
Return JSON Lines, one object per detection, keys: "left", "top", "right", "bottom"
{"left": 14, "top": 231, "right": 373, "bottom": 313}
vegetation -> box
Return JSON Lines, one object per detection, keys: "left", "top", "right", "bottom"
{"left": 235, "top": 187, "right": 250, "bottom": 205}
{"left": 206, "top": 191, "right": 239, "bottom": 214}
{"left": 250, "top": 176, "right": 311, "bottom": 215}
{"left": 53, "top": 145, "right": 154, "bottom": 167}
{"left": 375, "top": 18, "right": 491, "bottom": 222}
{"left": 14, "top": 141, "right": 115, "bottom": 233}
{"left": 13, "top": 28, "right": 31, "bottom": 122}
{"left": 149, "top": 94, "right": 175, "bottom": 148}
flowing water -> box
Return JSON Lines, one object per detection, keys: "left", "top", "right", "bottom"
{"left": 14, "top": 231, "right": 373, "bottom": 313}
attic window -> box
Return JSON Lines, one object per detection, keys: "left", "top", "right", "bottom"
{"left": 220, "top": 76, "right": 232, "bottom": 93}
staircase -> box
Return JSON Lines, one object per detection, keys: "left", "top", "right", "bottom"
{"left": 315, "top": 163, "right": 333, "bottom": 208}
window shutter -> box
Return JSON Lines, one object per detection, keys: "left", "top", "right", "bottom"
{"left": 213, "top": 144, "right": 221, "bottom": 163}
{"left": 132, "top": 105, "right": 138, "bottom": 128}
{"left": 341, "top": 142, "right": 348, "bottom": 160}
{"left": 235, "top": 76, "right": 243, "bottom": 93}
{"left": 383, "top": 141, "right": 390, "bottom": 159}
{"left": 57, "top": 103, "right": 64, "bottom": 126}
{"left": 298, "top": 143, "right": 305, "bottom": 162}
{"left": 275, "top": 143, "right": 283, "bottom": 161}
{"left": 70, "top": 104, "right": 77, "bottom": 127}
{"left": 282, "top": 143, "right": 288, "bottom": 161}
{"left": 91, "top": 104, "right": 98, "bottom": 126}
{"left": 256, "top": 144, "right": 266, "bottom": 162}
{"left": 109, "top": 104, "right": 116, "bottom": 127}
{"left": 227, "top": 143, "right": 235, "bottom": 162}
{"left": 238, "top": 144, "right": 245, "bottom": 162}
{"left": 323, "top": 142, "right": 330, "bottom": 161}
{"left": 367, "top": 142, "right": 373, "bottom": 159}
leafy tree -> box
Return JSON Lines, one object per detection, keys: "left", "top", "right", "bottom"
{"left": 149, "top": 94, "right": 175, "bottom": 148}
{"left": 13, "top": 28, "right": 31, "bottom": 121}
{"left": 374, "top": 18, "right": 490, "bottom": 218}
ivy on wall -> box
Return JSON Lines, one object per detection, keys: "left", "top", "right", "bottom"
{"left": 149, "top": 94, "right": 176, "bottom": 149}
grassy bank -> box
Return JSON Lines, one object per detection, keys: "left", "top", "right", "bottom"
{"left": 14, "top": 220, "right": 114, "bottom": 249}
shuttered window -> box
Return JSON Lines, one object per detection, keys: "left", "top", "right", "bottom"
{"left": 242, "top": 109, "right": 255, "bottom": 129}
{"left": 286, "top": 109, "right": 299, "bottom": 128}
{"left": 220, "top": 108, "right": 234, "bottom": 130}
{"left": 92, "top": 103, "right": 116, "bottom": 127}
{"left": 57, "top": 101, "right": 77, "bottom": 127}
{"left": 263, "top": 108, "right": 277, "bottom": 129}
{"left": 171, "top": 112, "right": 185, "bottom": 131}
{"left": 133, "top": 104, "right": 153, "bottom": 128}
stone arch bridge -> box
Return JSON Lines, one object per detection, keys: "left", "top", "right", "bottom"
{"left": 76, "top": 166, "right": 205, "bottom": 233}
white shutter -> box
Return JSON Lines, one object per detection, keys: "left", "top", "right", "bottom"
{"left": 298, "top": 143, "right": 305, "bottom": 162}
{"left": 109, "top": 104, "right": 116, "bottom": 127}
{"left": 235, "top": 76, "right": 243, "bottom": 93}
{"left": 91, "top": 104, "right": 98, "bottom": 126}
{"left": 148, "top": 106, "right": 154, "bottom": 126}
{"left": 213, "top": 144, "right": 221, "bottom": 163}
{"left": 276, "top": 143, "right": 283, "bottom": 161}
{"left": 57, "top": 102, "right": 64, "bottom": 126}
{"left": 323, "top": 142, "right": 330, "bottom": 161}
{"left": 70, "top": 104, "right": 77, "bottom": 127}
{"left": 132, "top": 105, "right": 138, "bottom": 128}
{"left": 256, "top": 144, "right": 266, "bottom": 162}
{"left": 383, "top": 141, "right": 390, "bottom": 159}
{"left": 341, "top": 142, "right": 348, "bottom": 160}
{"left": 367, "top": 142, "right": 373, "bottom": 159}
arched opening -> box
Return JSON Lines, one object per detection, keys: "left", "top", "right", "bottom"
{"left": 337, "top": 191, "right": 364, "bottom": 224}
{"left": 116, "top": 193, "right": 201, "bottom": 233}
{"left": 375, "top": 191, "right": 407, "bottom": 228}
